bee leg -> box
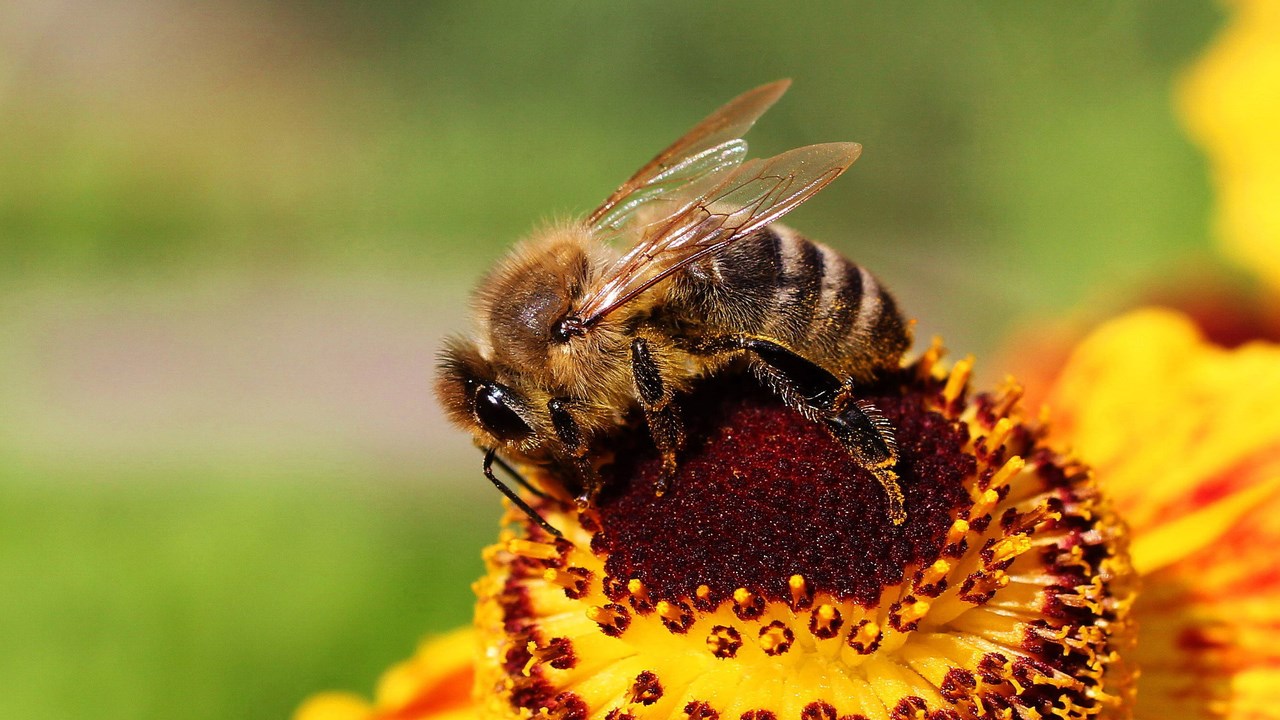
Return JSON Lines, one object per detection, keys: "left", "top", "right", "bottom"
{"left": 700, "top": 335, "right": 907, "bottom": 525}
{"left": 631, "top": 337, "right": 686, "bottom": 496}
{"left": 548, "top": 398, "right": 602, "bottom": 508}
{"left": 483, "top": 448, "right": 563, "bottom": 538}
{"left": 823, "top": 397, "right": 906, "bottom": 525}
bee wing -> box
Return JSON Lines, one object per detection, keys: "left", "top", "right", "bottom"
{"left": 587, "top": 80, "right": 791, "bottom": 234}
{"left": 575, "top": 142, "right": 862, "bottom": 326}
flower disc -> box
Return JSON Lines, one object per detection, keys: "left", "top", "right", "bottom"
{"left": 474, "top": 349, "right": 1137, "bottom": 720}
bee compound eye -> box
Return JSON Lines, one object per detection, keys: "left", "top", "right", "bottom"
{"left": 474, "top": 383, "right": 534, "bottom": 442}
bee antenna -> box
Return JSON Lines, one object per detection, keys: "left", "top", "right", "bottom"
{"left": 490, "top": 451, "right": 554, "bottom": 501}
{"left": 483, "top": 448, "right": 564, "bottom": 538}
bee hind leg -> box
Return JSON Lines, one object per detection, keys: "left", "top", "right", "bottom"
{"left": 703, "top": 335, "right": 907, "bottom": 525}
{"left": 631, "top": 337, "right": 686, "bottom": 496}
{"left": 822, "top": 397, "right": 905, "bottom": 525}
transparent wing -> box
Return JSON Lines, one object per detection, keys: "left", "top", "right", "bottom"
{"left": 587, "top": 80, "right": 791, "bottom": 235}
{"left": 575, "top": 142, "right": 862, "bottom": 326}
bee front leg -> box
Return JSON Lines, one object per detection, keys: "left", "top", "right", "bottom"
{"left": 631, "top": 337, "right": 686, "bottom": 496}
{"left": 547, "top": 397, "right": 602, "bottom": 507}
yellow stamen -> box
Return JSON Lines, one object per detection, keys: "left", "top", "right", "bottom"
{"left": 943, "top": 355, "right": 974, "bottom": 404}
{"left": 758, "top": 621, "right": 794, "bottom": 655}
{"left": 992, "top": 377, "right": 1023, "bottom": 419}
{"left": 989, "top": 456, "right": 1026, "bottom": 490}
{"left": 987, "top": 535, "right": 1032, "bottom": 566}
{"left": 788, "top": 574, "right": 810, "bottom": 608}
{"left": 986, "top": 417, "right": 1014, "bottom": 454}
{"left": 919, "top": 558, "right": 952, "bottom": 589}
{"left": 916, "top": 336, "right": 946, "bottom": 380}
{"left": 898, "top": 599, "right": 930, "bottom": 627}
{"left": 809, "top": 603, "right": 843, "bottom": 639}
{"left": 507, "top": 538, "right": 560, "bottom": 561}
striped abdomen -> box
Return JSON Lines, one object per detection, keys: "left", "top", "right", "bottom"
{"left": 664, "top": 226, "right": 910, "bottom": 383}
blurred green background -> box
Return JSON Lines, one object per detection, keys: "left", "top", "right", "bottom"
{"left": 0, "top": 2, "right": 1223, "bottom": 718}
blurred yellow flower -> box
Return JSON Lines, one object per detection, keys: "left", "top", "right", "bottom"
{"left": 293, "top": 628, "right": 475, "bottom": 720}
{"left": 1181, "top": 0, "right": 1280, "bottom": 292}
{"left": 1046, "top": 310, "right": 1280, "bottom": 720}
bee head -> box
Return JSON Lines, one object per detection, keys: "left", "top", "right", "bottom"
{"left": 436, "top": 337, "right": 537, "bottom": 446}
{"left": 476, "top": 229, "right": 598, "bottom": 376}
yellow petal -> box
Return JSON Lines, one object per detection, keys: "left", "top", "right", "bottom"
{"left": 1181, "top": 0, "right": 1280, "bottom": 290}
{"left": 294, "top": 628, "right": 477, "bottom": 720}
{"left": 294, "top": 693, "right": 374, "bottom": 720}
{"left": 1132, "top": 486, "right": 1280, "bottom": 719}
{"left": 1045, "top": 308, "right": 1280, "bottom": 575}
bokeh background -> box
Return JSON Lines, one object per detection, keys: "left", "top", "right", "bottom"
{"left": 0, "top": 2, "right": 1229, "bottom": 718}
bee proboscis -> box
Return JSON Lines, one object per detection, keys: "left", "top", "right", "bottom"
{"left": 437, "top": 81, "right": 911, "bottom": 536}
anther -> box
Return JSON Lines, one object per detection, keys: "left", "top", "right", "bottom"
{"left": 628, "top": 671, "right": 663, "bottom": 705}
{"left": 971, "top": 488, "right": 1001, "bottom": 519}
{"left": 943, "top": 355, "right": 974, "bottom": 405}
{"left": 705, "top": 624, "right": 743, "bottom": 659}
{"left": 987, "top": 535, "right": 1032, "bottom": 567}
{"left": 960, "top": 571, "right": 1011, "bottom": 604}
{"left": 758, "top": 621, "right": 794, "bottom": 656}
{"left": 732, "top": 587, "right": 765, "bottom": 621}
{"left": 627, "top": 578, "right": 654, "bottom": 612}
{"left": 983, "top": 417, "right": 1014, "bottom": 458}
{"left": 588, "top": 605, "right": 618, "bottom": 623}
{"left": 587, "top": 603, "right": 632, "bottom": 636}
{"left": 946, "top": 519, "right": 971, "bottom": 545}
{"left": 991, "top": 378, "right": 1023, "bottom": 418}
{"left": 923, "top": 558, "right": 952, "bottom": 584}
{"left": 988, "top": 456, "right": 1026, "bottom": 491}
{"left": 542, "top": 566, "right": 586, "bottom": 594}
{"left": 523, "top": 637, "right": 576, "bottom": 675}
{"left": 692, "top": 583, "right": 717, "bottom": 611}
{"left": 916, "top": 336, "right": 946, "bottom": 380}
{"left": 808, "top": 604, "right": 843, "bottom": 639}
{"left": 684, "top": 701, "right": 719, "bottom": 720}
{"left": 913, "top": 557, "right": 953, "bottom": 598}
{"left": 628, "top": 578, "right": 650, "bottom": 602}
{"left": 507, "top": 538, "right": 561, "bottom": 561}
{"left": 654, "top": 600, "right": 694, "bottom": 633}
{"left": 655, "top": 600, "right": 680, "bottom": 623}
{"left": 788, "top": 574, "right": 811, "bottom": 609}
{"left": 897, "top": 599, "right": 930, "bottom": 627}
{"left": 847, "top": 620, "right": 881, "bottom": 653}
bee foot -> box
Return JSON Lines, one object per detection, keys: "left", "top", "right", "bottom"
{"left": 653, "top": 466, "right": 677, "bottom": 497}
{"left": 875, "top": 467, "right": 907, "bottom": 526}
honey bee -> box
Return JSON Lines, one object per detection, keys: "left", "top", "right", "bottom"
{"left": 436, "top": 81, "right": 911, "bottom": 535}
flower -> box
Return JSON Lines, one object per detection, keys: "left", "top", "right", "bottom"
{"left": 1042, "top": 309, "right": 1280, "bottom": 720}
{"left": 1180, "top": 0, "right": 1280, "bottom": 293}
{"left": 292, "top": 628, "right": 475, "bottom": 720}
{"left": 471, "top": 350, "right": 1137, "bottom": 720}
